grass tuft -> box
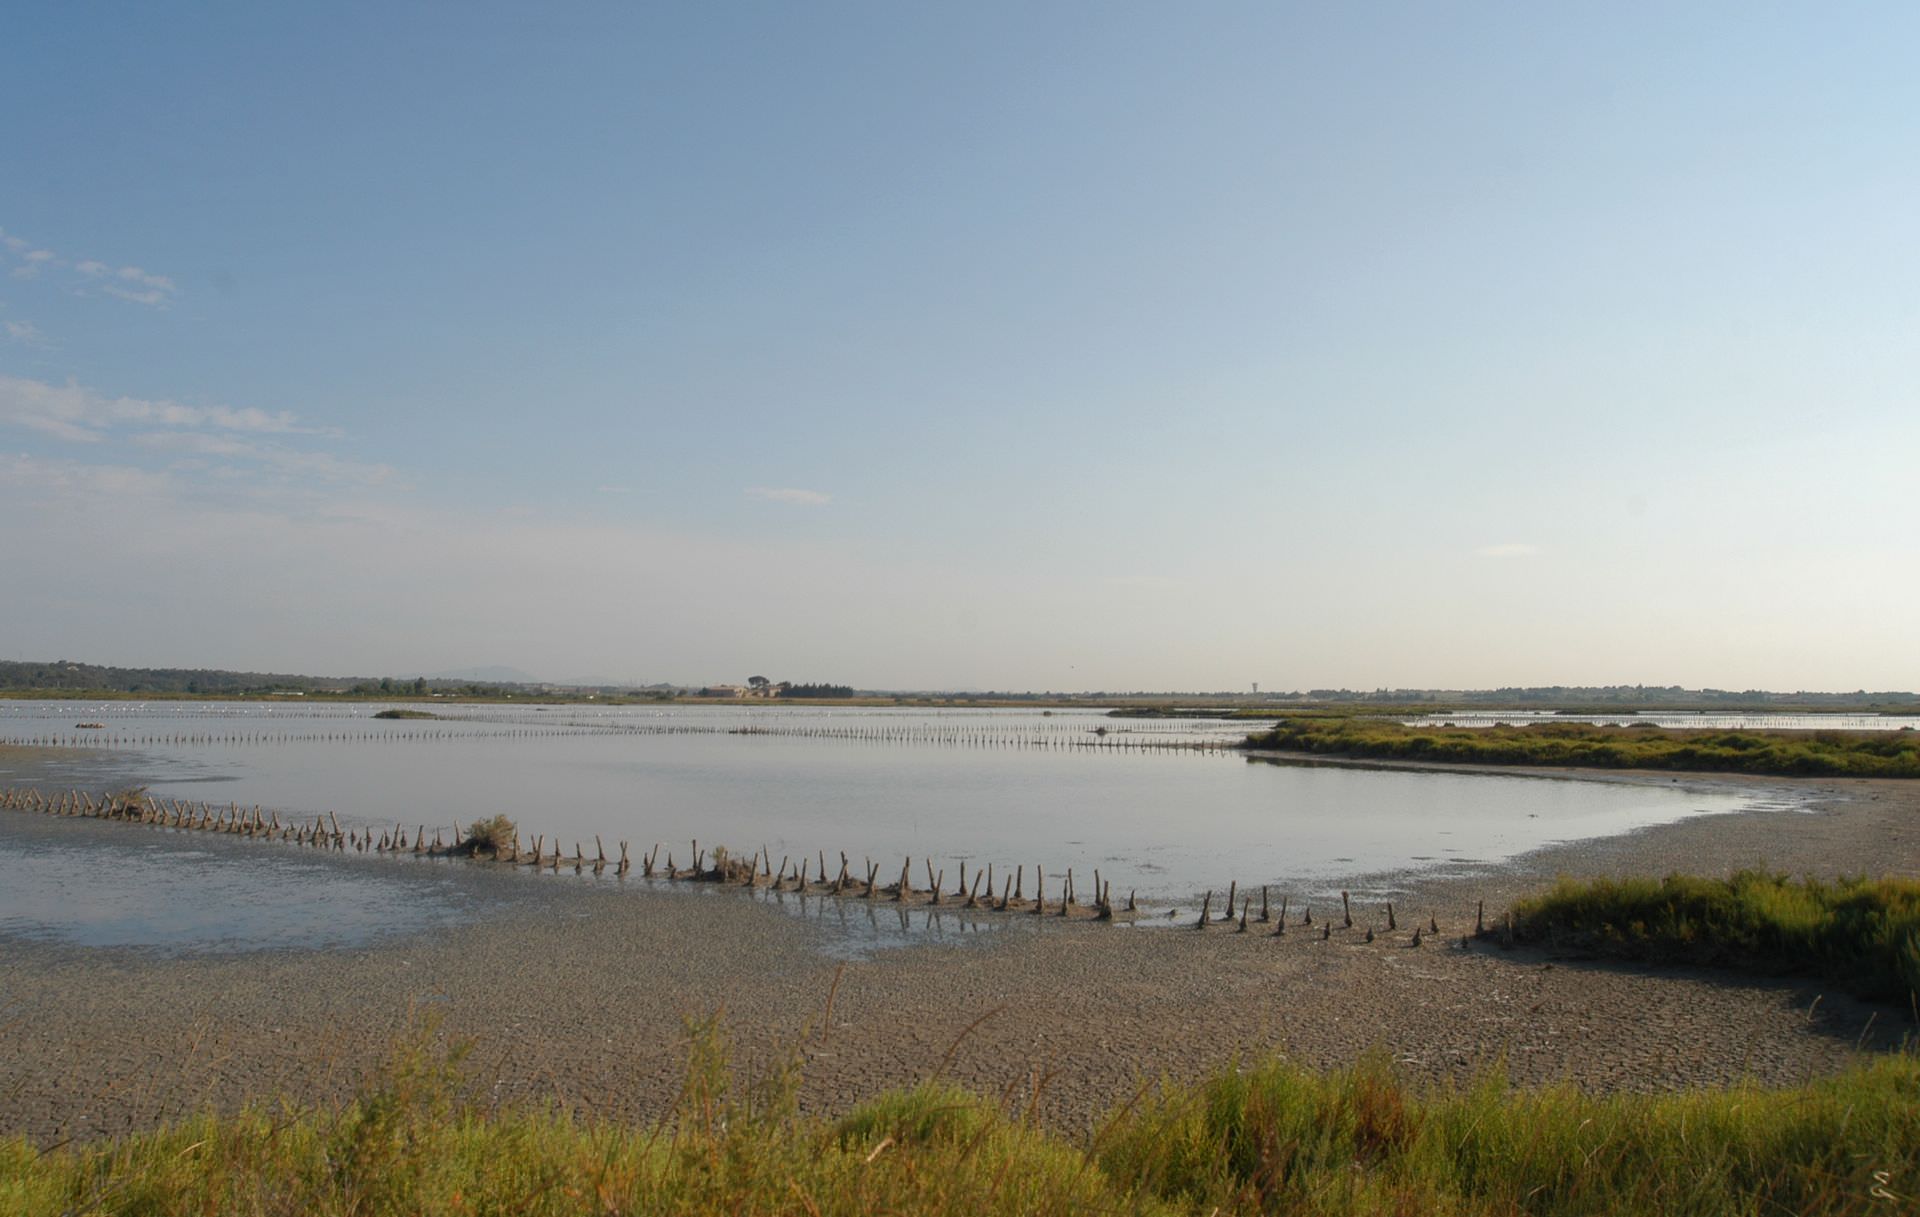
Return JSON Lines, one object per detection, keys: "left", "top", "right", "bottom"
{"left": 1508, "top": 871, "right": 1920, "bottom": 1003}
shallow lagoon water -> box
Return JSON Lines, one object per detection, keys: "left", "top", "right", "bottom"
{"left": 0, "top": 816, "right": 478, "bottom": 951}
{"left": 0, "top": 701, "right": 1788, "bottom": 950}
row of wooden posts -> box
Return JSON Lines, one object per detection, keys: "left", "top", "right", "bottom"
{"left": 10, "top": 723, "right": 1234, "bottom": 752}
{"left": 0, "top": 785, "right": 1136, "bottom": 921}
{"left": 0, "top": 784, "right": 1508, "bottom": 943}
{"left": 1188, "top": 877, "right": 1499, "bottom": 948}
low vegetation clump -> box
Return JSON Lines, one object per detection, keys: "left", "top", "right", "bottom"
{"left": 5, "top": 1018, "right": 1917, "bottom": 1215}
{"left": 372, "top": 708, "right": 439, "bottom": 720}
{"left": 1508, "top": 871, "right": 1920, "bottom": 1004}
{"left": 461, "top": 814, "right": 518, "bottom": 857}
{"left": 1246, "top": 717, "right": 1920, "bottom": 777}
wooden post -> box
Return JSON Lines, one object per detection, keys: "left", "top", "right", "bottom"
{"left": 1272, "top": 896, "right": 1288, "bottom": 936}
{"left": 1197, "top": 890, "right": 1212, "bottom": 928}
{"left": 966, "top": 872, "right": 983, "bottom": 908}
{"left": 1476, "top": 901, "right": 1485, "bottom": 935}
{"left": 1225, "top": 880, "right": 1237, "bottom": 922}
{"left": 1237, "top": 897, "right": 1249, "bottom": 932}
{"left": 1341, "top": 891, "right": 1352, "bottom": 928}
{"left": 1387, "top": 902, "right": 1397, "bottom": 931}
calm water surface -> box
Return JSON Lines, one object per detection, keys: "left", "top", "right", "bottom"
{"left": 0, "top": 701, "right": 1790, "bottom": 949}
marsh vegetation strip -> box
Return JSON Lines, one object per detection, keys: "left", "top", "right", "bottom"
{"left": 5, "top": 1019, "right": 1915, "bottom": 1216}
{"left": 1250, "top": 717, "right": 1920, "bottom": 778}
{"left": 0, "top": 704, "right": 1771, "bottom": 937}
{"left": 1403, "top": 709, "right": 1920, "bottom": 731}
{"left": 1508, "top": 872, "right": 1920, "bottom": 1003}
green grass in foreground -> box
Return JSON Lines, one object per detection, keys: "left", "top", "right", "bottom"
{"left": 1246, "top": 717, "right": 1920, "bottom": 778}
{"left": 1510, "top": 871, "right": 1920, "bottom": 1004}
{"left": 5, "top": 1018, "right": 1917, "bottom": 1216}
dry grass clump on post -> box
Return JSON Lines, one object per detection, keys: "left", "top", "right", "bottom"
{"left": 461, "top": 814, "right": 518, "bottom": 859}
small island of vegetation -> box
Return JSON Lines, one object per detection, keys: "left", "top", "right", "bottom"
{"left": 1245, "top": 718, "right": 1920, "bottom": 779}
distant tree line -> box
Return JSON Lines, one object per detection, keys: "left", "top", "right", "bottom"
{"left": 0, "top": 659, "right": 510, "bottom": 698}
{"left": 781, "top": 683, "right": 855, "bottom": 699}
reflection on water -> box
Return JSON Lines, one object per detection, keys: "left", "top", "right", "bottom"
{"left": 0, "top": 701, "right": 1792, "bottom": 950}
{"left": 0, "top": 818, "right": 477, "bottom": 952}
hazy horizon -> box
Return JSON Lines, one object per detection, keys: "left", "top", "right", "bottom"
{"left": 5, "top": 4, "right": 1916, "bottom": 692}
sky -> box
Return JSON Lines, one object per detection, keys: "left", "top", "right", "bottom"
{"left": 2, "top": 3, "right": 1917, "bottom": 692}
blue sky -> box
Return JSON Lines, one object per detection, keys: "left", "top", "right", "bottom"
{"left": 3, "top": 3, "right": 1916, "bottom": 690}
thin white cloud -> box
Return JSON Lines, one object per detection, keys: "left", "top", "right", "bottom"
{"left": 3, "top": 319, "right": 48, "bottom": 347}
{"left": 0, "top": 226, "right": 177, "bottom": 306}
{"left": 0, "top": 374, "right": 313, "bottom": 441}
{"left": 1474, "top": 542, "right": 1541, "bottom": 559}
{"left": 132, "top": 430, "right": 395, "bottom": 485}
{"left": 746, "top": 486, "right": 831, "bottom": 506}
{"left": 102, "top": 285, "right": 170, "bottom": 306}
{"left": 0, "top": 452, "right": 174, "bottom": 498}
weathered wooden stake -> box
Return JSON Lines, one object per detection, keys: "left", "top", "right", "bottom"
{"left": 1387, "top": 902, "right": 1397, "bottom": 931}
{"left": 1197, "top": 890, "right": 1212, "bottom": 928}
{"left": 1341, "top": 891, "right": 1352, "bottom": 928}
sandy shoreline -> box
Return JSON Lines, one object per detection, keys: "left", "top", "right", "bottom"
{"left": 0, "top": 764, "right": 1914, "bottom": 1146}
